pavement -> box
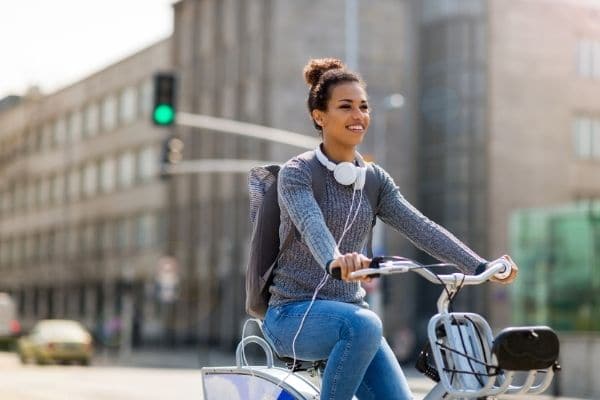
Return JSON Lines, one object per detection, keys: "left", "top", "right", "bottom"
{"left": 93, "top": 346, "right": 586, "bottom": 399}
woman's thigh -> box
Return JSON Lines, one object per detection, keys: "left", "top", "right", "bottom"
{"left": 263, "top": 300, "right": 381, "bottom": 361}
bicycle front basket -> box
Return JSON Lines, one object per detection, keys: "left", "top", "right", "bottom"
{"left": 492, "top": 326, "right": 559, "bottom": 371}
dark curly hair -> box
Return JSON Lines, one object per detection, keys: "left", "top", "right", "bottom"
{"left": 303, "top": 58, "right": 366, "bottom": 131}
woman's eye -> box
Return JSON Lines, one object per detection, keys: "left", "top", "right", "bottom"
{"left": 339, "top": 104, "right": 351, "bottom": 109}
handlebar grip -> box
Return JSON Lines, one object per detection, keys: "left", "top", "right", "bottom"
{"left": 330, "top": 266, "right": 342, "bottom": 280}
{"left": 493, "top": 259, "right": 512, "bottom": 280}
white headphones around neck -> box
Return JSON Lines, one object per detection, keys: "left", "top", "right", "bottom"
{"left": 315, "top": 145, "right": 367, "bottom": 190}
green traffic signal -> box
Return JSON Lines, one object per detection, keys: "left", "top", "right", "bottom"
{"left": 152, "top": 73, "right": 176, "bottom": 126}
{"left": 153, "top": 104, "right": 175, "bottom": 125}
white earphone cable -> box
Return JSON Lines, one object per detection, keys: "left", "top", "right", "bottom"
{"left": 271, "top": 153, "right": 365, "bottom": 393}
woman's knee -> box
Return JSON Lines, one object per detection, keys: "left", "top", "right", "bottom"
{"left": 345, "top": 309, "right": 383, "bottom": 346}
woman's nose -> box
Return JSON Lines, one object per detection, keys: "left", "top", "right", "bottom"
{"left": 350, "top": 107, "right": 364, "bottom": 119}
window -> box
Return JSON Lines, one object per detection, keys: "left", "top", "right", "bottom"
{"left": 120, "top": 86, "right": 138, "bottom": 124}
{"left": 115, "top": 218, "right": 130, "bottom": 252}
{"left": 25, "top": 235, "right": 35, "bottom": 264}
{"left": 41, "top": 123, "right": 53, "bottom": 152}
{"left": 573, "top": 117, "right": 600, "bottom": 160}
{"left": 84, "top": 103, "right": 100, "bottom": 138}
{"left": 99, "top": 221, "right": 113, "bottom": 253}
{"left": 38, "top": 177, "right": 49, "bottom": 207}
{"left": 139, "top": 79, "right": 153, "bottom": 116}
{"left": 100, "top": 156, "right": 116, "bottom": 193}
{"left": 594, "top": 120, "right": 600, "bottom": 159}
{"left": 138, "top": 145, "right": 158, "bottom": 182}
{"left": 53, "top": 117, "right": 67, "bottom": 146}
{"left": 83, "top": 162, "right": 98, "bottom": 198}
{"left": 101, "top": 95, "right": 118, "bottom": 132}
{"left": 51, "top": 174, "right": 65, "bottom": 205}
{"left": 68, "top": 168, "right": 81, "bottom": 202}
{"left": 14, "top": 183, "right": 23, "bottom": 212}
{"left": 83, "top": 224, "right": 96, "bottom": 258}
{"left": 68, "top": 110, "right": 83, "bottom": 143}
{"left": 38, "top": 233, "right": 48, "bottom": 262}
{"left": 117, "top": 151, "right": 135, "bottom": 188}
{"left": 25, "top": 129, "right": 37, "bottom": 154}
{"left": 47, "top": 175, "right": 55, "bottom": 205}
{"left": 577, "top": 39, "right": 600, "bottom": 79}
{"left": 66, "top": 227, "right": 78, "bottom": 258}
{"left": 135, "top": 213, "right": 155, "bottom": 248}
{"left": 26, "top": 181, "right": 36, "bottom": 210}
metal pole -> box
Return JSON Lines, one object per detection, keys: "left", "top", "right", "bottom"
{"left": 175, "top": 112, "right": 320, "bottom": 150}
{"left": 345, "top": 0, "right": 359, "bottom": 70}
{"left": 369, "top": 94, "right": 404, "bottom": 316}
{"left": 163, "top": 159, "right": 278, "bottom": 176}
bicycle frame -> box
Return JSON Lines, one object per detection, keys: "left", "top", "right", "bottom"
{"left": 201, "top": 258, "right": 559, "bottom": 400}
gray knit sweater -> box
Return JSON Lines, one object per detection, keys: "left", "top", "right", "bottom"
{"left": 268, "top": 154, "right": 486, "bottom": 307}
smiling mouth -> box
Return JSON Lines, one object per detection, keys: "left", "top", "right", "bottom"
{"left": 347, "top": 125, "right": 365, "bottom": 133}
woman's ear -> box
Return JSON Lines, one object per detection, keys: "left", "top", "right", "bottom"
{"left": 312, "top": 109, "right": 325, "bottom": 128}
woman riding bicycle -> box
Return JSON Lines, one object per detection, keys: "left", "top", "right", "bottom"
{"left": 261, "top": 57, "right": 519, "bottom": 400}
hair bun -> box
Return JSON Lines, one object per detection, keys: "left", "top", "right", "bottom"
{"left": 303, "top": 58, "right": 346, "bottom": 87}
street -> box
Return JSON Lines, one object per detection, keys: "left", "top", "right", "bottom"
{"left": 0, "top": 351, "right": 585, "bottom": 400}
{"left": 0, "top": 352, "right": 201, "bottom": 400}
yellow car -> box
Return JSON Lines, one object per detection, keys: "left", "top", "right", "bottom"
{"left": 18, "top": 319, "right": 93, "bottom": 365}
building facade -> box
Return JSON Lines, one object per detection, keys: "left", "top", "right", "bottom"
{"left": 0, "top": 39, "right": 173, "bottom": 345}
{"left": 1, "top": 4, "right": 599, "bottom": 386}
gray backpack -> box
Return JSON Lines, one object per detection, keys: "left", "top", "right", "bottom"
{"left": 245, "top": 150, "right": 381, "bottom": 319}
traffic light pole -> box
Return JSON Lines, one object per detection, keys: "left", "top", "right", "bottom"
{"left": 159, "top": 112, "right": 320, "bottom": 176}
{"left": 163, "top": 159, "right": 277, "bottom": 175}
{"left": 175, "top": 112, "right": 319, "bottom": 150}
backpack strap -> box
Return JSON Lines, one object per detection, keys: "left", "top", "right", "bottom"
{"left": 276, "top": 151, "right": 326, "bottom": 256}
{"left": 363, "top": 164, "right": 382, "bottom": 257}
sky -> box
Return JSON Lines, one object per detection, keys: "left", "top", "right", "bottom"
{"left": 0, "top": 0, "right": 174, "bottom": 99}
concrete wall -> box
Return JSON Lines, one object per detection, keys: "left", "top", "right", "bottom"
{"left": 558, "top": 333, "right": 600, "bottom": 398}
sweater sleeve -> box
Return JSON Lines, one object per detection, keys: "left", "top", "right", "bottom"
{"left": 374, "top": 165, "right": 487, "bottom": 273}
{"left": 278, "top": 158, "right": 340, "bottom": 270}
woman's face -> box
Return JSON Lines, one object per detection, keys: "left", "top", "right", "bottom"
{"left": 313, "top": 82, "right": 370, "bottom": 149}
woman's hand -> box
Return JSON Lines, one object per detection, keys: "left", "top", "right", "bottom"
{"left": 329, "top": 252, "right": 372, "bottom": 282}
{"left": 489, "top": 255, "right": 519, "bottom": 284}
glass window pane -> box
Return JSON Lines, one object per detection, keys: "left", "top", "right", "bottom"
{"left": 84, "top": 103, "right": 100, "bottom": 137}
{"left": 120, "top": 86, "right": 137, "bottom": 124}
{"left": 83, "top": 163, "right": 97, "bottom": 197}
{"left": 54, "top": 117, "right": 67, "bottom": 146}
{"left": 68, "top": 169, "right": 81, "bottom": 201}
{"left": 593, "top": 41, "right": 600, "bottom": 79}
{"left": 41, "top": 123, "right": 52, "bottom": 152}
{"left": 52, "top": 174, "right": 64, "bottom": 205}
{"left": 593, "top": 120, "right": 600, "bottom": 159}
{"left": 100, "top": 157, "right": 116, "bottom": 193}
{"left": 118, "top": 152, "right": 135, "bottom": 188}
{"left": 101, "top": 95, "right": 118, "bottom": 132}
{"left": 574, "top": 118, "right": 592, "bottom": 158}
{"left": 39, "top": 178, "right": 49, "bottom": 206}
{"left": 578, "top": 40, "right": 592, "bottom": 78}
{"left": 115, "top": 219, "right": 130, "bottom": 251}
{"left": 139, "top": 79, "right": 153, "bottom": 116}
{"left": 138, "top": 146, "right": 158, "bottom": 181}
{"left": 69, "top": 111, "right": 82, "bottom": 142}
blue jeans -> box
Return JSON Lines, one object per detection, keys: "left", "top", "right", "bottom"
{"left": 262, "top": 300, "right": 413, "bottom": 400}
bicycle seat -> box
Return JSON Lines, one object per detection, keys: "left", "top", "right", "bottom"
{"left": 492, "top": 326, "right": 560, "bottom": 371}
{"left": 275, "top": 354, "right": 327, "bottom": 373}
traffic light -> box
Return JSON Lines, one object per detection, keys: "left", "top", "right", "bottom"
{"left": 153, "top": 73, "right": 177, "bottom": 126}
{"left": 161, "top": 135, "right": 184, "bottom": 166}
